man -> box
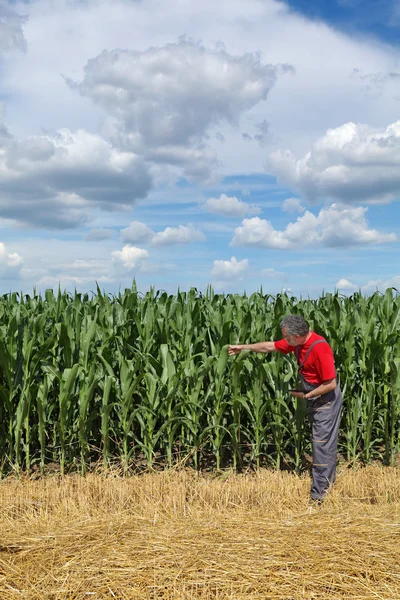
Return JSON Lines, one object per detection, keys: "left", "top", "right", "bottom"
{"left": 228, "top": 314, "right": 342, "bottom": 503}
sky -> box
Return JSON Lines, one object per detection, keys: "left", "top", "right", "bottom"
{"left": 0, "top": 0, "right": 400, "bottom": 297}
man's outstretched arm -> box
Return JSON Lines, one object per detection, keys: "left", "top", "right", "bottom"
{"left": 228, "top": 342, "right": 277, "bottom": 356}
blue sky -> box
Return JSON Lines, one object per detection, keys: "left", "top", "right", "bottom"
{"left": 0, "top": 0, "right": 399, "bottom": 297}
{"left": 281, "top": 0, "right": 400, "bottom": 45}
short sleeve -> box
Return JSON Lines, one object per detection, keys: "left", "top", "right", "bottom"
{"left": 274, "top": 339, "right": 295, "bottom": 354}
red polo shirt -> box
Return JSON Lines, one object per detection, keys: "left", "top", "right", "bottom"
{"left": 274, "top": 332, "right": 336, "bottom": 385}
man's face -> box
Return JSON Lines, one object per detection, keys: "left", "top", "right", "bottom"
{"left": 282, "top": 327, "right": 306, "bottom": 346}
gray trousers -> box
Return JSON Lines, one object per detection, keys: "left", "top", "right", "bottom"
{"left": 301, "top": 376, "right": 343, "bottom": 500}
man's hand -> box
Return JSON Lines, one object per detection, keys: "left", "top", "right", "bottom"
{"left": 228, "top": 345, "right": 243, "bottom": 356}
{"left": 290, "top": 391, "right": 306, "bottom": 398}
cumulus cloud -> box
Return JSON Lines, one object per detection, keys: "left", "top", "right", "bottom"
{"left": 111, "top": 245, "right": 149, "bottom": 271}
{"left": 361, "top": 276, "right": 400, "bottom": 292}
{"left": 203, "top": 194, "right": 261, "bottom": 217}
{"left": 0, "top": 5, "right": 27, "bottom": 53}
{"left": 336, "top": 275, "right": 400, "bottom": 293}
{"left": 3, "top": 0, "right": 400, "bottom": 183}
{"left": 282, "top": 197, "right": 305, "bottom": 213}
{"left": 120, "top": 222, "right": 154, "bottom": 245}
{"left": 0, "top": 241, "right": 23, "bottom": 279}
{"left": 146, "top": 144, "right": 219, "bottom": 181}
{"left": 84, "top": 228, "right": 115, "bottom": 242}
{"left": 267, "top": 120, "right": 400, "bottom": 205}
{"left": 0, "top": 128, "right": 152, "bottom": 228}
{"left": 120, "top": 221, "right": 205, "bottom": 246}
{"left": 211, "top": 256, "right": 249, "bottom": 281}
{"left": 231, "top": 204, "right": 396, "bottom": 249}
{"left": 152, "top": 224, "right": 205, "bottom": 246}
{"left": 336, "top": 278, "right": 357, "bottom": 290}
{"left": 69, "top": 39, "right": 288, "bottom": 180}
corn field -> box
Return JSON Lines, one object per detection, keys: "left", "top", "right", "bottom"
{"left": 0, "top": 283, "right": 400, "bottom": 476}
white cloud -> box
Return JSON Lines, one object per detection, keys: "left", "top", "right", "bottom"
{"left": 231, "top": 204, "right": 397, "bottom": 248}
{"left": 211, "top": 256, "right": 249, "bottom": 280}
{"left": 3, "top": 0, "right": 400, "bottom": 171}
{"left": 361, "top": 275, "right": 400, "bottom": 292}
{"left": 84, "top": 228, "right": 114, "bottom": 242}
{"left": 336, "top": 275, "right": 400, "bottom": 293}
{"left": 0, "top": 241, "right": 23, "bottom": 279}
{"left": 336, "top": 278, "right": 357, "bottom": 290}
{"left": 0, "top": 0, "right": 400, "bottom": 295}
{"left": 0, "top": 5, "right": 27, "bottom": 53}
{"left": 268, "top": 120, "right": 400, "bottom": 205}
{"left": 120, "top": 221, "right": 206, "bottom": 246}
{"left": 152, "top": 224, "right": 206, "bottom": 246}
{"left": 0, "top": 242, "right": 23, "bottom": 267}
{"left": 69, "top": 39, "right": 287, "bottom": 180}
{"left": 120, "top": 221, "right": 154, "bottom": 245}
{"left": 0, "top": 128, "right": 152, "bottom": 228}
{"left": 282, "top": 197, "right": 305, "bottom": 213}
{"left": 111, "top": 245, "right": 149, "bottom": 270}
{"left": 203, "top": 193, "right": 261, "bottom": 217}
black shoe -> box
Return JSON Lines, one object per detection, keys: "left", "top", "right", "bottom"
{"left": 309, "top": 497, "right": 323, "bottom": 506}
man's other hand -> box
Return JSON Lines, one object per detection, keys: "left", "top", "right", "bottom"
{"left": 290, "top": 391, "right": 306, "bottom": 398}
{"left": 228, "top": 345, "right": 243, "bottom": 356}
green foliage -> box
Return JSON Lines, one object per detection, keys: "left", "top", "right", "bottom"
{"left": 0, "top": 284, "right": 399, "bottom": 474}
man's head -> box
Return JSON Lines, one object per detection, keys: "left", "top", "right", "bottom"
{"left": 280, "top": 314, "right": 310, "bottom": 346}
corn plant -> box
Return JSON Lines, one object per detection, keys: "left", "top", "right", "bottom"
{"left": 0, "top": 285, "right": 400, "bottom": 474}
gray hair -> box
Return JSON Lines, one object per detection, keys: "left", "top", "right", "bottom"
{"left": 280, "top": 314, "right": 309, "bottom": 337}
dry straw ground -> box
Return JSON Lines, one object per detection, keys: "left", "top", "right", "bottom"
{"left": 0, "top": 466, "right": 400, "bottom": 599}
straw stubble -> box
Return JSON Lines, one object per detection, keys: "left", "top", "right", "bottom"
{"left": 0, "top": 466, "right": 400, "bottom": 599}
